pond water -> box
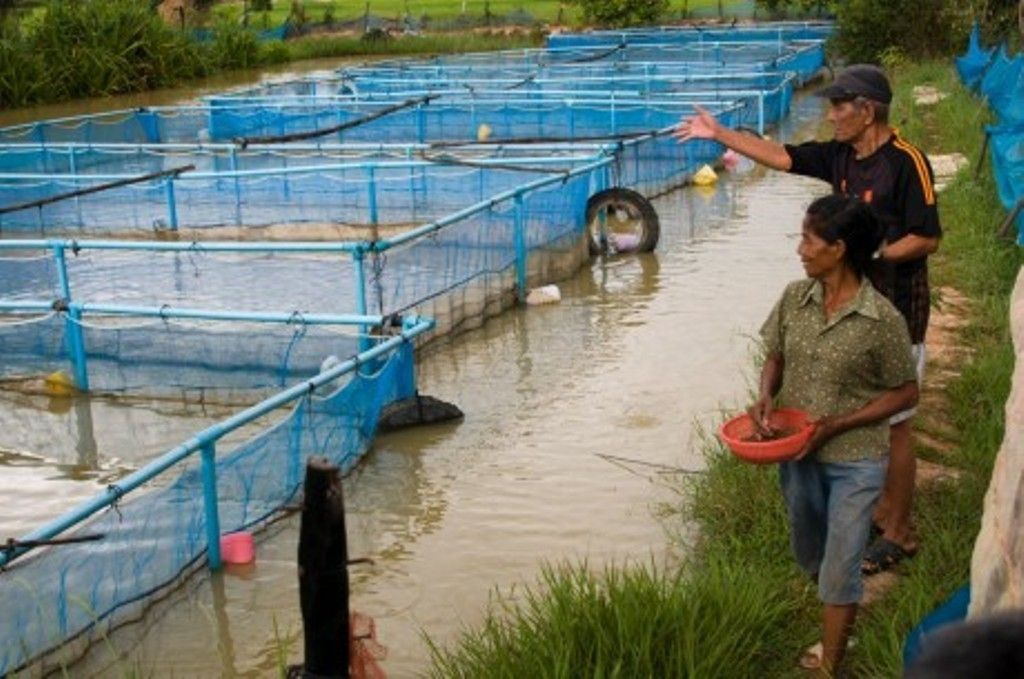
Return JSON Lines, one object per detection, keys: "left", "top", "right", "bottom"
{"left": 0, "top": 62, "right": 830, "bottom": 677}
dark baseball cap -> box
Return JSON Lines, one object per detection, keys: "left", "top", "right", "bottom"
{"left": 816, "top": 64, "right": 892, "bottom": 104}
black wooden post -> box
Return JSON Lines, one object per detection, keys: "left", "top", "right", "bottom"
{"left": 298, "top": 457, "right": 350, "bottom": 678}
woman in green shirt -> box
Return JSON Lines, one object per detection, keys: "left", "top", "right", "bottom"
{"left": 751, "top": 194, "right": 919, "bottom": 676}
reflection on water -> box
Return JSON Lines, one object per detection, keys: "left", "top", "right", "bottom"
{"left": 2, "top": 88, "right": 830, "bottom": 676}
{"left": 0, "top": 390, "right": 277, "bottom": 538}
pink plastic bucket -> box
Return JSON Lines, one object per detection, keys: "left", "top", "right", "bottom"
{"left": 219, "top": 531, "right": 255, "bottom": 564}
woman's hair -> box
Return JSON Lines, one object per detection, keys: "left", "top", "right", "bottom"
{"left": 805, "top": 194, "right": 883, "bottom": 277}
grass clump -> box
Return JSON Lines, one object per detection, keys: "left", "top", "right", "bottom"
{"left": 0, "top": 0, "right": 207, "bottom": 108}
{"left": 428, "top": 557, "right": 803, "bottom": 678}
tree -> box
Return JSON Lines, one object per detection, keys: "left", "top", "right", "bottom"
{"left": 571, "top": 0, "right": 669, "bottom": 27}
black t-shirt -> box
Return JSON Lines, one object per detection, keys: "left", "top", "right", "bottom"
{"left": 783, "top": 134, "right": 942, "bottom": 343}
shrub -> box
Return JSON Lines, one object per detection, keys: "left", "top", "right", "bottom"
{"left": 829, "top": 0, "right": 1020, "bottom": 63}
{"left": 570, "top": 0, "right": 669, "bottom": 27}
{"left": 208, "top": 19, "right": 262, "bottom": 69}
{"left": 12, "top": 0, "right": 206, "bottom": 103}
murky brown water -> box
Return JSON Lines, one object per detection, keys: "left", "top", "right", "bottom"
{"left": 0, "top": 63, "right": 830, "bottom": 677}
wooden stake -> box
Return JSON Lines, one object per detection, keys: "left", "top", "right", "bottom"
{"left": 298, "top": 456, "right": 350, "bottom": 677}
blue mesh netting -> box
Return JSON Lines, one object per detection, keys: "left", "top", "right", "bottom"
{"left": 544, "top": 22, "right": 833, "bottom": 48}
{"left": 235, "top": 71, "right": 793, "bottom": 101}
{"left": 0, "top": 100, "right": 741, "bottom": 236}
{"left": 371, "top": 170, "right": 591, "bottom": 313}
{"left": 0, "top": 342, "right": 415, "bottom": 675}
{"left": 203, "top": 99, "right": 735, "bottom": 143}
{"left": 955, "top": 22, "right": 995, "bottom": 91}
{"left": 376, "top": 39, "right": 816, "bottom": 68}
{"left": 338, "top": 60, "right": 794, "bottom": 82}
{"left": 988, "top": 123, "right": 1024, "bottom": 243}
{"left": 0, "top": 109, "right": 211, "bottom": 147}
{"left": 0, "top": 315, "right": 363, "bottom": 395}
{"left": 217, "top": 87, "right": 791, "bottom": 133}
{"left": 0, "top": 160, "right": 598, "bottom": 234}
{"left": 0, "top": 242, "right": 363, "bottom": 395}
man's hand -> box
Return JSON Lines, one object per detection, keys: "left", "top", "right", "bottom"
{"left": 673, "top": 104, "right": 720, "bottom": 143}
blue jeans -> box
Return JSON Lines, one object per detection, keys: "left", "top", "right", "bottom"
{"left": 779, "top": 456, "right": 888, "bottom": 605}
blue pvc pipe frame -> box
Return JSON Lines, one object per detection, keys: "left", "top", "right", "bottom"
{"left": 513, "top": 193, "right": 527, "bottom": 301}
{"left": 0, "top": 299, "right": 385, "bottom": 393}
{"left": 0, "top": 153, "right": 618, "bottom": 257}
{"left": 0, "top": 315, "right": 434, "bottom": 571}
{"left": 0, "top": 300, "right": 384, "bottom": 327}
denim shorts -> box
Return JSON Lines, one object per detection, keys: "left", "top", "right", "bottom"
{"left": 779, "top": 456, "right": 888, "bottom": 605}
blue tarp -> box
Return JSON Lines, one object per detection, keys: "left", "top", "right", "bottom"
{"left": 957, "top": 24, "right": 1024, "bottom": 242}
{"left": 989, "top": 123, "right": 1024, "bottom": 243}
{"left": 980, "top": 45, "right": 1024, "bottom": 124}
{"left": 903, "top": 585, "right": 970, "bottom": 669}
{"left": 954, "top": 23, "right": 994, "bottom": 91}
{"left": 190, "top": 23, "right": 288, "bottom": 44}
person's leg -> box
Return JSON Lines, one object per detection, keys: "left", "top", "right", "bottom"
{"left": 817, "top": 458, "right": 887, "bottom": 675}
{"left": 870, "top": 344, "right": 926, "bottom": 563}
{"left": 880, "top": 419, "right": 917, "bottom": 548}
{"left": 779, "top": 459, "right": 828, "bottom": 579}
{"left": 822, "top": 603, "right": 858, "bottom": 674}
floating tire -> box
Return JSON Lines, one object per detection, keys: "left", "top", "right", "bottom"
{"left": 584, "top": 187, "right": 660, "bottom": 256}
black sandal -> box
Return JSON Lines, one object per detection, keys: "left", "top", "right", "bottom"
{"left": 862, "top": 537, "right": 916, "bottom": 575}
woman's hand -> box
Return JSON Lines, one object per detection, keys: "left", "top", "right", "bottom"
{"left": 794, "top": 415, "right": 841, "bottom": 461}
{"left": 747, "top": 395, "right": 775, "bottom": 436}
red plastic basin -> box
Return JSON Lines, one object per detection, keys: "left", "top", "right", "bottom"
{"left": 719, "top": 408, "right": 814, "bottom": 464}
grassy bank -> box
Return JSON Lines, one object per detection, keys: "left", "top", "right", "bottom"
{"left": 0, "top": 1, "right": 541, "bottom": 110}
{"left": 0, "top": 0, "right": 766, "bottom": 112}
{"left": 210, "top": 0, "right": 758, "bottom": 28}
{"left": 426, "top": 61, "right": 1023, "bottom": 677}
{"left": 844, "top": 59, "right": 1023, "bottom": 676}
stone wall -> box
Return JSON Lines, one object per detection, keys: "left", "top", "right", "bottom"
{"left": 970, "top": 266, "right": 1024, "bottom": 615}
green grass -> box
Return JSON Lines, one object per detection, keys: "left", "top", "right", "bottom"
{"left": 211, "top": 1, "right": 760, "bottom": 28}
{"left": 215, "top": 0, "right": 580, "bottom": 26}
{"left": 425, "top": 61, "right": 1023, "bottom": 677}
{"left": 281, "top": 30, "right": 541, "bottom": 60}
{"left": 427, "top": 557, "right": 805, "bottom": 678}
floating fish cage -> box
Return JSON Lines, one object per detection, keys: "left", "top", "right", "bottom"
{"left": 0, "top": 23, "right": 835, "bottom": 674}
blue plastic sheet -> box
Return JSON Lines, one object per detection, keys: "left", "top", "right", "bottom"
{"left": 954, "top": 23, "right": 994, "bottom": 91}
{"left": 980, "top": 45, "right": 1024, "bottom": 124}
{"left": 957, "top": 23, "right": 1024, "bottom": 242}
{"left": 989, "top": 123, "right": 1024, "bottom": 243}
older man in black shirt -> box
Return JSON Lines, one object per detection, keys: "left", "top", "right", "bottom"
{"left": 675, "top": 64, "right": 941, "bottom": 577}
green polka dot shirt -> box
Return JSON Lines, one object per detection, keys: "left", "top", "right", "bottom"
{"left": 761, "top": 278, "right": 918, "bottom": 463}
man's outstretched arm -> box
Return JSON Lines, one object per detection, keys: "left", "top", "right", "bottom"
{"left": 673, "top": 104, "right": 793, "bottom": 171}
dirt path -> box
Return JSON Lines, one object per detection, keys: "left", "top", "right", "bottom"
{"left": 863, "top": 284, "right": 969, "bottom": 602}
